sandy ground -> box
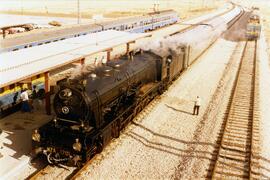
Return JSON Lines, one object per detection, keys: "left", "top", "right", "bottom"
{"left": 0, "top": 0, "right": 221, "bottom": 19}
{"left": 0, "top": 110, "right": 52, "bottom": 179}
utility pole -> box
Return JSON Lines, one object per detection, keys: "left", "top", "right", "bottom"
{"left": 21, "top": 0, "right": 23, "bottom": 15}
{"left": 77, "top": 0, "right": 81, "bottom": 24}
{"left": 44, "top": 0, "right": 48, "bottom": 15}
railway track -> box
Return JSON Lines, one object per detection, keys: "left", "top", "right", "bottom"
{"left": 211, "top": 40, "right": 261, "bottom": 179}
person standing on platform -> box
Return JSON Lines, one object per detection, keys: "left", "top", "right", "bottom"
{"left": 193, "top": 96, "right": 201, "bottom": 115}
{"left": 32, "top": 85, "right": 39, "bottom": 110}
{"left": 20, "top": 88, "right": 31, "bottom": 112}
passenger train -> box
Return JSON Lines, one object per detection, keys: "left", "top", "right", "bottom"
{"left": 1, "top": 10, "right": 179, "bottom": 53}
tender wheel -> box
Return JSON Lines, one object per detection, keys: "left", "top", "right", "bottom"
{"left": 115, "top": 125, "right": 120, "bottom": 138}
{"left": 96, "top": 141, "right": 103, "bottom": 153}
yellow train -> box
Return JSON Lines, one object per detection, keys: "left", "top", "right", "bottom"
{"left": 246, "top": 12, "right": 261, "bottom": 40}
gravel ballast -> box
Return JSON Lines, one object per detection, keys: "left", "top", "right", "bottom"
{"left": 76, "top": 38, "right": 238, "bottom": 179}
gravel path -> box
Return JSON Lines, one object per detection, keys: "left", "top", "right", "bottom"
{"left": 75, "top": 38, "right": 238, "bottom": 179}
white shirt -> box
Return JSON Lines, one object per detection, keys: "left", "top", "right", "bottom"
{"left": 195, "top": 97, "right": 201, "bottom": 106}
{"left": 20, "top": 91, "right": 29, "bottom": 101}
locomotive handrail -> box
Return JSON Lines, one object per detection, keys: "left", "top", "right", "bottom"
{"left": 56, "top": 117, "right": 80, "bottom": 124}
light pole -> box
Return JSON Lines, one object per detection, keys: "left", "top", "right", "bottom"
{"left": 44, "top": 0, "right": 48, "bottom": 15}
{"left": 21, "top": 0, "right": 23, "bottom": 15}
{"left": 77, "top": 0, "right": 81, "bottom": 24}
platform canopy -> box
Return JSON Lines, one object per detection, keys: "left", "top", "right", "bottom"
{"left": 0, "top": 30, "right": 150, "bottom": 88}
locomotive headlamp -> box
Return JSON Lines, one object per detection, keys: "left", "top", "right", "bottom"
{"left": 53, "top": 117, "right": 57, "bottom": 122}
{"left": 32, "top": 129, "right": 41, "bottom": 142}
{"left": 80, "top": 121, "right": 84, "bottom": 128}
{"left": 62, "top": 106, "right": 70, "bottom": 114}
{"left": 73, "top": 138, "right": 82, "bottom": 152}
{"left": 53, "top": 117, "right": 57, "bottom": 126}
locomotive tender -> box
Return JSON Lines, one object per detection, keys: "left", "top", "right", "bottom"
{"left": 32, "top": 5, "right": 243, "bottom": 166}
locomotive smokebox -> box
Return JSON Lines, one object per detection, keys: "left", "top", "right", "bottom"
{"left": 53, "top": 85, "right": 92, "bottom": 124}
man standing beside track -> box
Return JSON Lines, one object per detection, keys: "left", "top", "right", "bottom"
{"left": 193, "top": 96, "right": 201, "bottom": 115}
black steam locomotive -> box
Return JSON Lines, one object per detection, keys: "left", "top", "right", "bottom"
{"left": 32, "top": 47, "right": 190, "bottom": 166}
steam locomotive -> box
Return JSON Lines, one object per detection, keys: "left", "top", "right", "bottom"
{"left": 32, "top": 47, "right": 189, "bottom": 166}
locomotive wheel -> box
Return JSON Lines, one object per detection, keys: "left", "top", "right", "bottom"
{"left": 96, "top": 141, "right": 103, "bottom": 154}
{"left": 47, "top": 153, "right": 54, "bottom": 164}
{"left": 115, "top": 126, "right": 120, "bottom": 138}
{"left": 76, "top": 161, "right": 83, "bottom": 168}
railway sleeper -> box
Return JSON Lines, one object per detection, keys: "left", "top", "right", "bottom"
{"left": 225, "top": 130, "right": 251, "bottom": 137}
{"left": 226, "top": 133, "right": 251, "bottom": 140}
{"left": 219, "top": 152, "right": 250, "bottom": 161}
{"left": 223, "top": 136, "right": 251, "bottom": 144}
{"left": 213, "top": 170, "right": 249, "bottom": 179}
{"left": 220, "top": 145, "right": 250, "bottom": 155}
{"left": 222, "top": 141, "right": 251, "bottom": 150}
{"left": 225, "top": 127, "right": 251, "bottom": 133}
{"left": 215, "top": 159, "right": 249, "bottom": 169}
{"left": 226, "top": 123, "right": 251, "bottom": 129}
{"left": 227, "top": 120, "right": 252, "bottom": 126}
{"left": 229, "top": 105, "right": 252, "bottom": 111}
{"left": 227, "top": 116, "right": 252, "bottom": 121}
{"left": 216, "top": 160, "right": 249, "bottom": 171}
{"left": 228, "top": 116, "right": 251, "bottom": 121}
{"left": 227, "top": 119, "right": 253, "bottom": 125}
{"left": 233, "top": 93, "right": 252, "bottom": 98}
{"left": 222, "top": 137, "right": 251, "bottom": 147}
{"left": 217, "top": 156, "right": 250, "bottom": 169}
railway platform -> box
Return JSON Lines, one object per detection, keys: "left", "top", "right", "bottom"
{"left": 0, "top": 107, "right": 52, "bottom": 179}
